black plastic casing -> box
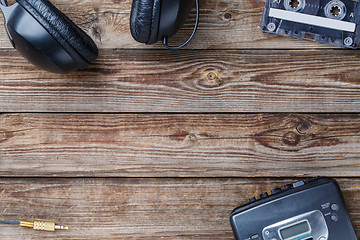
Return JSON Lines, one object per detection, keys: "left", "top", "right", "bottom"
{"left": 158, "top": 0, "right": 193, "bottom": 40}
{"left": 230, "top": 178, "right": 357, "bottom": 240}
{"left": 0, "top": 3, "right": 89, "bottom": 74}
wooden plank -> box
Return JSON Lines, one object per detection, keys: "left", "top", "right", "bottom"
{"left": 0, "top": 178, "right": 358, "bottom": 239}
{"left": 1, "top": 113, "right": 360, "bottom": 177}
{"left": 1, "top": 49, "right": 360, "bottom": 112}
{"left": 0, "top": 0, "right": 332, "bottom": 50}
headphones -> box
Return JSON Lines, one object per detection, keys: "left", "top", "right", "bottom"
{"left": 130, "top": 0, "right": 199, "bottom": 49}
{"left": 0, "top": 0, "right": 98, "bottom": 74}
{"left": 0, "top": 0, "right": 199, "bottom": 73}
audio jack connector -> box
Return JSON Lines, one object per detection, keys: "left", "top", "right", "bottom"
{"left": 20, "top": 220, "right": 69, "bottom": 231}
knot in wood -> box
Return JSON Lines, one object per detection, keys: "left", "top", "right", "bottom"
{"left": 189, "top": 134, "right": 197, "bottom": 142}
{"left": 224, "top": 13, "right": 232, "bottom": 19}
{"left": 296, "top": 122, "right": 309, "bottom": 135}
{"left": 198, "top": 71, "right": 223, "bottom": 88}
{"left": 207, "top": 72, "right": 218, "bottom": 81}
{"left": 0, "top": 130, "right": 11, "bottom": 143}
{"left": 282, "top": 131, "right": 300, "bottom": 146}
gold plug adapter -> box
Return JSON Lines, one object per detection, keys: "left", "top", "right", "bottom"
{"left": 20, "top": 220, "right": 69, "bottom": 231}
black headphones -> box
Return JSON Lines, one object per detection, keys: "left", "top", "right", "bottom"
{"left": 0, "top": 0, "right": 98, "bottom": 74}
{"left": 0, "top": 0, "right": 199, "bottom": 74}
{"left": 130, "top": 0, "right": 199, "bottom": 49}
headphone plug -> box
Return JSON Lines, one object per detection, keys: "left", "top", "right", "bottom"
{"left": 20, "top": 220, "right": 69, "bottom": 231}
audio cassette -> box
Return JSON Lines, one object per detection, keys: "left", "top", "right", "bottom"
{"left": 230, "top": 177, "right": 357, "bottom": 240}
{"left": 261, "top": 0, "right": 360, "bottom": 48}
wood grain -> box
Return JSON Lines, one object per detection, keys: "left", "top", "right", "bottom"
{"left": 0, "top": 178, "right": 358, "bottom": 240}
{"left": 0, "top": 1, "right": 359, "bottom": 240}
{"left": 0, "top": 0, "right": 334, "bottom": 50}
{"left": 1, "top": 49, "right": 360, "bottom": 112}
{"left": 1, "top": 113, "right": 360, "bottom": 177}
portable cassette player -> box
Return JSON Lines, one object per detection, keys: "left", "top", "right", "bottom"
{"left": 230, "top": 178, "right": 357, "bottom": 240}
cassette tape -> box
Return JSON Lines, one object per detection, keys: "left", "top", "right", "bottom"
{"left": 261, "top": 0, "right": 360, "bottom": 48}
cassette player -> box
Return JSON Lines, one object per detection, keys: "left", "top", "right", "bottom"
{"left": 261, "top": 0, "right": 360, "bottom": 48}
{"left": 230, "top": 177, "right": 357, "bottom": 240}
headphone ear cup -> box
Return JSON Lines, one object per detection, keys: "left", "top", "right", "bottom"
{"left": 130, "top": 0, "right": 161, "bottom": 44}
{"left": 16, "top": 0, "right": 98, "bottom": 65}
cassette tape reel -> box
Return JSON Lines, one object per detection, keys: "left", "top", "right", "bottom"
{"left": 261, "top": 0, "right": 360, "bottom": 48}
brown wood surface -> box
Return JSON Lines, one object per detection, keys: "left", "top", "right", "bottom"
{"left": 0, "top": 178, "right": 359, "bottom": 240}
{"left": 1, "top": 49, "right": 360, "bottom": 112}
{"left": 1, "top": 0, "right": 360, "bottom": 239}
{"left": 0, "top": 113, "right": 360, "bottom": 177}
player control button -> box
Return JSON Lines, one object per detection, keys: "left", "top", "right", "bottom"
{"left": 271, "top": 188, "right": 281, "bottom": 194}
{"left": 293, "top": 180, "right": 305, "bottom": 188}
{"left": 284, "top": 184, "right": 292, "bottom": 190}
{"left": 249, "top": 197, "right": 256, "bottom": 202}
{"left": 331, "top": 203, "right": 339, "bottom": 211}
{"left": 260, "top": 192, "right": 268, "bottom": 198}
{"left": 251, "top": 233, "right": 260, "bottom": 239}
{"left": 331, "top": 213, "right": 338, "bottom": 221}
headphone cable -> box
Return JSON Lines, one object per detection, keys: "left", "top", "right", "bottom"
{"left": 0, "top": 220, "right": 20, "bottom": 224}
{"left": 162, "top": 0, "right": 199, "bottom": 49}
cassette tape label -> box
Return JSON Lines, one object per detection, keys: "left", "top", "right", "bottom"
{"left": 261, "top": 0, "right": 360, "bottom": 48}
{"left": 268, "top": 8, "right": 356, "bottom": 32}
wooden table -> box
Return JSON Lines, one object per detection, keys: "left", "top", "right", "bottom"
{"left": 1, "top": 0, "right": 360, "bottom": 239}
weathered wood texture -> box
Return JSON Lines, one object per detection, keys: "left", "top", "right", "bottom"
{"left": 0, "top": 178, "right": 358, "bottom": 240}
{"left": 1, "top": 49, "right": 360, "bottom": 112}
{"left": 1, "top": 113, "right": 360, "bottom": 177}
{"left": 0, "top": 0, "right": 359, "bottom": 239}
{"left": 0, "top": 0, "right": 333, "bottom": 49}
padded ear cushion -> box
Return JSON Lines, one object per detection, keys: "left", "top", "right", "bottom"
{"left": 16, "top": 0, "right": 98, "bottom": 64}
{"left": 130, "top": 0, "right": 162, "bottom": 44}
